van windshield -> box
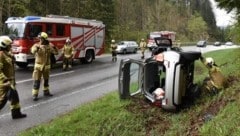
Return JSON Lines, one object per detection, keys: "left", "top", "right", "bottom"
{"left": 3, "top": 23, "right": 26, "bottom": 38}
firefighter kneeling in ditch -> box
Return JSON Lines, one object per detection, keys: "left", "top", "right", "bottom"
{"left": 200, "top": 56, "right": 228, "bottom": 95}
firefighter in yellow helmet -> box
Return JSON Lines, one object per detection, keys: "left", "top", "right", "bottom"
{"left": 62, "top": 38, "right": 74, "bottom": 71}
{"left": 110, "top": 39, "right": 117, "bottom": 62}
{"left": 139, "top": 38, "right": 147, "bottom": 59}
{"left": 0, "top": 36, "right": 27, "bottom": 119}
{"left": 31, "top": 32, "right": 58, "bottom": 101}
{"left": 200, "top": 56, "right": 228, "bottom": 95}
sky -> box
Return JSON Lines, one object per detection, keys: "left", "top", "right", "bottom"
{"left": 209, "top": 0, "right": 236, "bottom": 27}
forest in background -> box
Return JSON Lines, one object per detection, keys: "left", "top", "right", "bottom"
{"left": 0, "top": 0, "right": 239, "bottom": 45}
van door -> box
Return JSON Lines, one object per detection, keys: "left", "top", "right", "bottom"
{"left": 118, "top": 59, "right": 144, "bottom": 99}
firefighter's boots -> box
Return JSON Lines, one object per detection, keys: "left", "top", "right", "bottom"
{"left": 11, "top": 108, "right": 27, "bottom": 119}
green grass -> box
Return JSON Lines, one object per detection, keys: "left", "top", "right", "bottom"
{"left": 20, "top": 48, "right": 240, "bottom": 136}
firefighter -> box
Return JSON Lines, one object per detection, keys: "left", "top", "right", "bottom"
{"left": 139, "top": 38, "right": 147, "bottom": 59}
{"left": 110, "top": 39, "right": 117, "bottom": 62}
{"left": 200, "top": 56, "right": 228, "bottom": 95}
{"left": 62, "top": 38, "right": 74, "bottom": 71}
{"left": 0, "top": 36, "right": 27, "bottom": 119}
{"left": 31, "top": 32, "right": 58, "bottom": 101}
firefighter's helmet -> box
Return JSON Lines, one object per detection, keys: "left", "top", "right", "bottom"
{"left": 66, "top": 38, "right": 71, "bottom": 43}
{"left": 38, "top": 32, "right": 48, "bottom": 40}
{"left": 111, "top": 39, "right": 115, "bottom": 43}
{"left": 206, "top": 57, "right": 214, "bottom": 66}
{"left": 0, "top": 36, "right": 12, "bottom": 48}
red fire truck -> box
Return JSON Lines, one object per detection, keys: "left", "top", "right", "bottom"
{"left": 147, "top": 31, "right": 176, "bottom": 50}
{"left": 3, "top": 15, "right": 105, "bottom": 68}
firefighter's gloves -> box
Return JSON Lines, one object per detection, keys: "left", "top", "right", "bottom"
{"left": 152, "top": 88, "right": 165, "bottom": 100}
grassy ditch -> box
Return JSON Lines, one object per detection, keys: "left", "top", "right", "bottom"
{"left": 20, "top": 48, "right": 240, "bottom": 136}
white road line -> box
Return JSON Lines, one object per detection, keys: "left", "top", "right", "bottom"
{"left": 0, "top": 78, "right": 113, "bottom": 119}
{"left": 16, "top": 71, "right": 74, "bottom": 84}
{"left": 0, "top": 70, "right": 75, "bottom": 118}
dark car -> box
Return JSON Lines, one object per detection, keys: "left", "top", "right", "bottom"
{"left": 197, "top": 40, "right": 207, "bottom": 47}
{"left": 214, "top": 41, "right": 221, "bottom": 46}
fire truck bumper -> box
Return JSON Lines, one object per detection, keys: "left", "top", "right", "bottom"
{"left": 14, "top": 53, "right": 34, "bottom": 62}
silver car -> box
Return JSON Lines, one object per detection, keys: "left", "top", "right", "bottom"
{"left": 116, "top": 41, "right": 138, "bottom": 54}
{"left": 118, "top": 37, "right": 202, "bottom": 111}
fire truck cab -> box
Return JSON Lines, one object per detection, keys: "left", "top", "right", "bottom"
{"left": 3, "top": 15, "right": 105, "bottom": 68}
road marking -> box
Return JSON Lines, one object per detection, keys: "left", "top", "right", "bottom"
{"left": 16, "top": 71, "right": 74, "bottom": 84}
{"left": 0, "top": 77, "right": 114, "bottom": 119}
{"left": 0, "top": 70, "right": 76, "bottom": 118}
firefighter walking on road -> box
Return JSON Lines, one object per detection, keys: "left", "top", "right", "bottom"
{"left": 62, "top": 38, "right": 74, "bottom": 71}
{"left": 31, "top": 32, "right": 58, "bottom": 101}
{"left": 139, "top": 38, "right": 147, "bottom": 59}
{"left": 0, "top": 36, "right": 27, "bottom": 119}
{"left": 111, "top": 39, "right": 117, "bottom": 62}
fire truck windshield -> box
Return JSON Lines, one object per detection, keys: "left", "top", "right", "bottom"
{"left": 4, "top": 23, "right": 25, "bottom": 38}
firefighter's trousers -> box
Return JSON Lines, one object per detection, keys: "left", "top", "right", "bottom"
{"left": 141, "top": 49, "right": 145, "bottom": 59}
{"left": 0, "top": 87, "right": 21, "bottom": 110}
{"left": 202, "top": 77, "right": 219, "bottom": 95}
{"left": 32, "top": 65, "right": 51, "bottom": 96}
{"left": 63, "top": 57, "right": 73, "bottom": 70}
{"left": 112, "top": 51, "right": 117, "bottom": 62}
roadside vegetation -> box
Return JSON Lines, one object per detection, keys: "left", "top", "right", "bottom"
{"left": 1, "top": 0, "right": 240, "bottom": 48}
{"left": 20, "top": 48, "right": 240, "bottom": 136}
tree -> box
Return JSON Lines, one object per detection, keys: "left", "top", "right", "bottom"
{"left": 28, "top": 0, "right": 60, "bottom": 16}
{"left": 0, "top": 0, "right": 29, "bottom": 34}
{"left": 215, "top": 0, "right": 240, "bottom": 14}
{"left": 187, "top": 14, "right": 208, "bottom": 41}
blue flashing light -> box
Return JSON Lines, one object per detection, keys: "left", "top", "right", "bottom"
{"left": 24, "top": 16, "right": 41, "bottom": 21}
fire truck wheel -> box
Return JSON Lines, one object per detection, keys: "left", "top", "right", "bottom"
{"left": 82, "top": 50, "right": 94, "bottom": 64}
{"left": 16, "top": 62, "right": 28, "bottom": 68}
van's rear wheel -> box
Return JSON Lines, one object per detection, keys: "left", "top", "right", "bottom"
{"left": 16, "top": 62, "right": 28, "bottom": 68}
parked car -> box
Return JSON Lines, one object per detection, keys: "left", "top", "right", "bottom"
{"left": 116, "top": 41, "right": 138, "bottom": 54}
{"left": 214, "top": 41, "right": 221, "bottom": 46}
{"left": 225, "top": 41, "right": 233, "bottom": 46}
{"left": 196, "top": 40, "right": 207, "bottom": 47}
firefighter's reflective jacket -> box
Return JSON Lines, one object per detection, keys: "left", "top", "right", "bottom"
{"left": 31, "top": 42, "right": 58, "bottom": 71}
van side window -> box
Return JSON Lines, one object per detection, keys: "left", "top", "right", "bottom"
{"left": 56, "top": 24, "right": 65, "bottom": 36}
{"left": 46, "top": 24, "right": 53, "bottom": 36}
{"left": 29, "top": 25, "right": 42, "bottom": 37}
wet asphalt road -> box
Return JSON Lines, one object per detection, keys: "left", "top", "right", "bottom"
{"left": 0, "top": 45, "right": 239, "bottom": 136}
